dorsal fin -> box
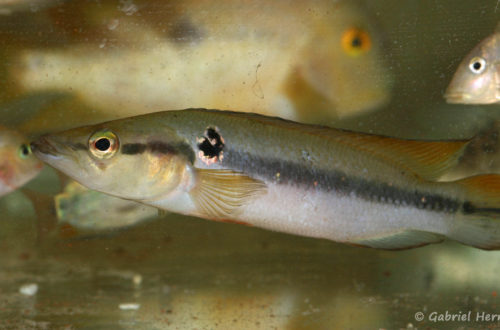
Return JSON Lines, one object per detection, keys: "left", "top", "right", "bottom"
{"left": 323, "top": 130, "right": 469, "bottom": 181}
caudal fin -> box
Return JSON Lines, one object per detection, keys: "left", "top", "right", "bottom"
{"left": 448, "top": 174, "right": 500, "bottom": 250}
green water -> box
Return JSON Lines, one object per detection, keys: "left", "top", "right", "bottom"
{"left": 0, "top": 1, "right": 499, "bottom": 329}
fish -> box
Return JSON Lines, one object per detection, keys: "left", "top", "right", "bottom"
{"left": 55, "top": 181, "right": 158, "bottom": 231}
{"left": 440, "top": 120, "right": 500, "bottom": 181}
{"left": 0, "top": 126, "right": 42, "bottom": 197}
{"left": 445, "top": 25, "right": 500, "bottom": 104}
{"left": 30, "top": 109, "right": 500, "bottom": 250}
{"left": 0, "top": 0, "right": 56, "bottom": 15}
{"left": 13, "top": 0, "right": 392, "bottom": 123}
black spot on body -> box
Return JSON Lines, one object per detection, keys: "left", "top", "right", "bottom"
{"left": 198, "top": 139, "right": 219, "bottom": 158}
{"left": 198, "top": 127, "right": 224, "bottom": 162}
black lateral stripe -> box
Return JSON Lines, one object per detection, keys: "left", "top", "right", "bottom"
{"left": 462, "top": 202, "right": 500, "bottom": 215}
{"left": 121, "top": 141, "right": 195, "bottom": 163}
{"left": 122, "top": 143, "right": 147, "bottom": 154}
{"left": 148, "top": 141, "right": 177, "bottom": 154}
{"left": 222, "top": 149, "right": 463, "bottom": 214}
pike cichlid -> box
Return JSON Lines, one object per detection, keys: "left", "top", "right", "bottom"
{"left": 445, "top": 25, "right": 500, "bottom": 104}
{"left": 0, "top": 126, "right": 42, "bottom": 197}
{"left": 32, "top": 109, "right": 500, "bottom": 250}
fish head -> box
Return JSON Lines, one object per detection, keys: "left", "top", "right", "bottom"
{"left": 297, "top": 2, "right": 393, "bottom": 118}
{"left": 0, "top": 127, "right": 43, "bottom": 196}
{"left": 445, "top": 32, "right": 500, "bottom": 104}
{"left": 31, "top": 117, "right": 195, "bottom": 201}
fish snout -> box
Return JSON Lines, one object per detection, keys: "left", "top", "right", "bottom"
{"left": 31, "top": 136, "right": 60, "bottom": 157}
{"left": 444, "top": 85, "right": 471, "bottom": 104}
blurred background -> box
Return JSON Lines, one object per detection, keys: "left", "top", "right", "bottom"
{"left": 0, "top": 0, "right": 499, "bottom": 328}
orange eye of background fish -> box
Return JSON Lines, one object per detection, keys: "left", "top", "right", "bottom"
{"left": 341, "top": 27, "right": 372, "bottom": 57}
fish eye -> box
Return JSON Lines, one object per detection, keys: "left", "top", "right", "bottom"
{"left": 18, "top": 143, "right": 31, "bottom": 159}
{"left": 88, "top": 129, "right": 119, "bottom": 159}
{"left": 468, "top": 57, "right": 486, "bottom": 74}
{"left": 341, "top": 27, "right": 371, "bottom": 57}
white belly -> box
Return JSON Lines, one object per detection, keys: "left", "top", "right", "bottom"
{"left": 152, "top": 182, "right": 454, "bottom": 244}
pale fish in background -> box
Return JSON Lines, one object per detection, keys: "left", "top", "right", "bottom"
{"left": 445, "top": 25, "right": 500, "bottom": 104}
{"left": 13, "top": 0, "right": 392, "bottom": 123}
{"left": 0, "top": 126, "right": 42, "bottom": 196}
{"left": 32, "top": 109, "right": 500, "bottom": 250}
{"left": 55, "top": 181, "right": 157, "bottom": 231}
{"left": 0, "top": 0, "right": 57, "bottom": 15}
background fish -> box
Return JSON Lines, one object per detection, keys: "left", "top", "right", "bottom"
{"left": 445, "top": 25, "right": 500, "bottom": 104}
{"left": 0, "top": 126, "right": 42, "bottom": 196}
{"left": 56, "top": 181, "right": 158, "bottom": 231}
{"left": 440, "top": 120, "right": 500, "bottom": 181}
{"left": 32, "top": 109, "right": 500, "bottom": 250}
{"left": 11, "top": 0, "right": 392, "bottom": 124}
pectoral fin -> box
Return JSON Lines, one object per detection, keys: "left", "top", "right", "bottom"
{"left": 191, "top": 169, "right": 266, "bottom": 219}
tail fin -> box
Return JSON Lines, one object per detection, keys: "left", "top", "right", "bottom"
{"left": 448, "top": 175, "right": 500, "bottom": 250}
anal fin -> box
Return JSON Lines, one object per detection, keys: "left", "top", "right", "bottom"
{"left": 353, "top": 230, "right": 444, "bottom": 250}
{"left": 191, "top": 169, "right": 267, "bottom": 219}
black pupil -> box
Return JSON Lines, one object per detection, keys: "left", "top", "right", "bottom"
{"left": 95, "top": 138, "right": 111, "bottom": 151}
{"left": 21, "top": 144, "right": 29, "bottom": 156}
{"left": 351, "top": 36, "right": 362, "bottom": 48}
{"left": 473, "top": 61, "right": 482, "bottom": 71}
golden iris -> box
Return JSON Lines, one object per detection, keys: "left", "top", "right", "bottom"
{"left": 341, "top": 27, "right": 371, "bottom": 57}
{"left": 88, "top": 129, "right": 119, "bottom": 159}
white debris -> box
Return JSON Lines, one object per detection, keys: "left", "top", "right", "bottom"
{"left": 19, "top": 283, "right": 38, "bottom": 296}
{"left": 119, "top": 303, "right": 140, "bottom": 311}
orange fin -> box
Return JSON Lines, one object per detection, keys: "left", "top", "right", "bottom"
{"left": 324, "top": 130, "right": 469, "bottom": 181}
{"left": 456, "top": 174, "right": 500, "bottom": 213}
{"left": 446, "top": 174, "right": 500, "bottom": 250}
{"left": 191, "top": 169, "right": 266, "bottom": 219}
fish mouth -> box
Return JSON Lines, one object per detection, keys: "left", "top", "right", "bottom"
{"left": 444, "top": 91, "right": 469, "bottom": 104}
{"left": 444, "top": 91, "right": 497, "bottom": 104}
{"left": 444, "top": 92, "right": 483, "bottom": 104}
